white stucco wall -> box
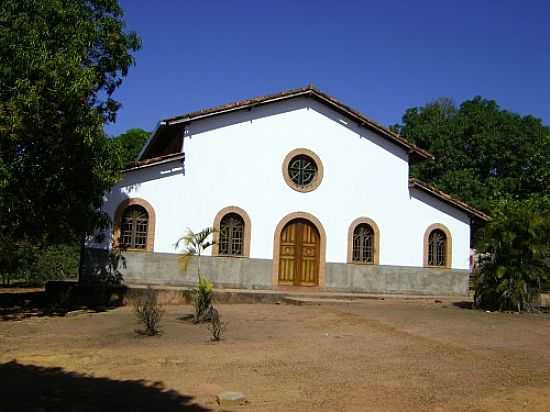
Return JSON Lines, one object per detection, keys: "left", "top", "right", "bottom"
{"left": 101, "top": 96, "right": 471, "bottom": 270}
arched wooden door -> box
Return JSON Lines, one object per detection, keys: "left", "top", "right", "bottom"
{"left": 278, "top": 218, "right": 320, "bottom": 286}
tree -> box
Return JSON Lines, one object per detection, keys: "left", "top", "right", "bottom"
{"left": 392, "top": 97, "right": 550, "bottom": 212}
{"left": 112, "top": 128, "right": 150, "bottom": 166}
{"left": 0, "top": 1, "right": 141, "bottom": 263}
{"left": 176, "top": 227, "right": 217, "bottom": 280}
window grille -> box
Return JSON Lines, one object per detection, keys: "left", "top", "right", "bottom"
{"left": 428, "top": 229, "right": 447, "bottom": 266}
{"left": 288, "top": 155, "right": 317, "bottom": 186}
{"left": 121, "top": 205, "right": 148, "bottom": 249}
{"left": 352, "top": 223, "right": 374, "bottom": 263}
{"left": 219, "top": 213, "right": 244, "bottom": 256}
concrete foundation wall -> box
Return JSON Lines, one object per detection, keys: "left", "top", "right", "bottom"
{"left": 85, "top": 249, "right": 469, "bottom": 296}
{"left": 325, "top": 262, "right": 469, "bottom": 296}
{"left": 121, "top": 251, "right": 273, "bottom": 290}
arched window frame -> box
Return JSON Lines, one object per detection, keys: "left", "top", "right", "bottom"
{"left": 347, "top": 217, "right": 380, "bottom": 265}
{"left": 423, "top": 223, "right": 452, "bottom": 268}
{"left": 212, "top": 206, "right": 251, "bottom": 257}
{"left": 113, "top": 198, "right": 156, "bottom": 252}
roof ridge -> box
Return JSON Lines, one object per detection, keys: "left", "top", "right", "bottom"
{"left": 159, "top": 85, "right": 433, "bottom": 160}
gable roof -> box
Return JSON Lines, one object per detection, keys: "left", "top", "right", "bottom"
{"left": 141, "top": 85, "right": 433, "bottom": 161}
{"left": 409, "top": 178, "right": 490, "bottom": 222}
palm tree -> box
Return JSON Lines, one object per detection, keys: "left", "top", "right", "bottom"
{"left": 176, "top": 227, "right": 217, "bottom": 322}
{"left": 175, "top": 227, "right": 216, "bottom": 280}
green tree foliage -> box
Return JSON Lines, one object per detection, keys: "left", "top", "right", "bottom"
{"left": 112, "top": 128, "right": 150, "bottom": 166}
{"left": 0, "top": 0, "right": 140, "bottom": 279}
{"left": 392, "top": 97, "right": 550, "bottom": 211}
{"left": 473, "top": 196, "right": 550, "bottom": 311}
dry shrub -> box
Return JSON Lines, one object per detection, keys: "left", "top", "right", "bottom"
{"left": 208, "top": 306, "right": 226, "bottom": 341}
{"left": 132, "top": 287, "right": 164, "bottom": 336}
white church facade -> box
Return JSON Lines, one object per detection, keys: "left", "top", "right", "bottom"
{"left": 94, "top": 86, "right": 488, "bottom": 295}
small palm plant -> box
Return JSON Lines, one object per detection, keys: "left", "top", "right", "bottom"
{"left": 176, "top": 227, "right": 216, "bottom": 321}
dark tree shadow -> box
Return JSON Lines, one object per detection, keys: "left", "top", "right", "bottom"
{"left": 0, "top": 282, "right": 126, "bottom": 321}
{"left": 452, "top": 301, "right": 474, "bottom": 310}
{"left": 0, "top": 290, "right": 50, "bottom": 321}
{"left": 0, "top": 361, "right": 211, "bottom": 412}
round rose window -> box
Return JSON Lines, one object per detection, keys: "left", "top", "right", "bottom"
{"left": 282, "top": 149, "right": 323, "bottom": 192}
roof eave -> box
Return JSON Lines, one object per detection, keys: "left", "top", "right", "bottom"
{"left": 122, "top": 152, "right": 185, "bottom": 173}
{"left": 409, "top": 178, "right": 491, "bottom": 222}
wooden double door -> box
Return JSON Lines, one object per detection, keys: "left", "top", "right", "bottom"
{"left": 278, "top": 218, "right": 320, "bottom": 286}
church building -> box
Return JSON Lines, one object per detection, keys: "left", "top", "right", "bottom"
{"left": 96, "top": 86, "right": 489, "bottom": 295}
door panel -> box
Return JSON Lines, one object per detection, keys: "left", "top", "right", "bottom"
{"left": 278, "top": 219, "right": 320, "bottom": 286}
{"left": 279, "top": 221, "right": 297, "bottom": 284}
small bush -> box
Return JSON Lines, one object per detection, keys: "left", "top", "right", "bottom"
{"left": 208, "top": 306, "right": 226, "bottom": 341}
{"left": 133, "top": 287, "right": 164, "bottom": 336}
{"left": 192, "top": 276, "right": 213, "bottom": 323}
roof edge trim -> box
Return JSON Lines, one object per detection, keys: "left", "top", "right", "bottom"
{"left": 409, "top": 178, "right": 490, "bottom": 222}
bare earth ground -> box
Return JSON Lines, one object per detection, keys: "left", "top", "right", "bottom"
{"left": 1, "top": 299, "right": 550, "bottom": 411}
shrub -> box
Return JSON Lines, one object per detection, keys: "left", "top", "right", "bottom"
{"left": 192, "top": 276, "right": 213, "bottom": 323}
{"left": 133, "top": 287, "right": 164, "bottom": 336}
{"left": 29, "top": 243, "right": 80, "bottom": 285}
{"left": 0, "top": 240, "right": 79, "bottom": 287}
{"left": 208, "top": 306, "right": 225, "bottom": 341}
{"left": 473, "top": 196, "right": 550, "bottom": 311}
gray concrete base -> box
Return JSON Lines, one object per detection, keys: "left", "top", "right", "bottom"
{"left": 83, "top": 249, "right": 469, "bottom": 296}
{"left": 326, "top": 262, "right": 469, "bottom": 296}
{"left": 121, "top": 251, "right": 273, "bottom": 290}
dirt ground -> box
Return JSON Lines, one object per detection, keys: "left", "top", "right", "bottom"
{"left": 2, "top": 299, "right": 550, "bottom": 411}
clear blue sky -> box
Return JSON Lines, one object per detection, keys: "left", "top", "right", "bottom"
{"left": 106, "top": 0, "right": 550, "bottom": 136}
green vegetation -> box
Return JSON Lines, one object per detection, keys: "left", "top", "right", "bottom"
{"left": 0, "top": 0, "right": 140, "bottom": 284}
{"left": 112, "top": 128, "right": 150, "bottom": 166}
{"left": 392, "top": 97, "right": 550, "bottom": 211}
{"left": 473, "top": 196, "right": 550, "bottom": 311}
{"left": 193, "top": 276, "right": 214, "bottom": 323}
{"left": 176, "top": 227, "right": 217, "bottom": 321}
{"left": 1, "top": 243, "right": 79, "bottom": 287}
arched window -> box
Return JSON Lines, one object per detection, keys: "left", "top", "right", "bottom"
{"left": 428, "top": 229, "right": 447, "bottom": 267}
{"left": 352, "top": 223, "right": 375, "bottom": 263}
{"left": 121, "top": 205, "right": 149, "bottom": 249}
{"left": 347, "top": 217, "right": 380, "bottom": 265}
{"left": 219, "top": 213, "right": 244, "bottom": 256}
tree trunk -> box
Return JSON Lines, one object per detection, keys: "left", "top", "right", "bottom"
{"left": 197, "top": 250, "right": 201, "bottom": 281}
{"left": 78, "top": 233, "right": 86, "bottom": 283}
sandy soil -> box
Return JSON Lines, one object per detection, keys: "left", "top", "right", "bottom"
{"left": 1, "top": 300, "right": 550, "bottom": 411}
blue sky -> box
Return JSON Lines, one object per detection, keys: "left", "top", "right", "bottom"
{"left": 106, "top": 0, "right": 550, "bottom": 136}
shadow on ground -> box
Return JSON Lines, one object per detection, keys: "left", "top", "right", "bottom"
{"left": 452, "top": 301, "right": 474, "bottom": 310}
{"left": 0, "top": 361, "right": 211, "bottom": 412}
{"left": 0, "top": 289, "right": 50, "bottom": 321}
{"left": 0, "top": 284, "right": 124, "bottom": 321}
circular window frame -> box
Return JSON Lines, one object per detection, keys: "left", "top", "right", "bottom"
{"left": 282, "top": 148, "right": 324, "bottom": 193}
